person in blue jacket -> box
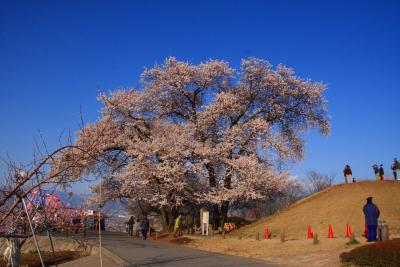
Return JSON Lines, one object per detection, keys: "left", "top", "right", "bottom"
{"left": 363, "top": 197, "right": 380, "bottom": 242}
{"left": 140, "top": 216, "right": 150, "bottom": 240}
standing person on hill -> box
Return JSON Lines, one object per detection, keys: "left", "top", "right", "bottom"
{"left": 363, "top": 197, "right": 380, "bottom": 242}
{"left": 379, "top": 164, "right": 384, "bottom": 180}
{"left": 391, "top": 158, "right": 400, "bottom": 180}
{"left": 140, "top": 216, "right": 149, "bottom": 240}
{"left": 391, "top": 162, "right": 397, "bottom": 180}
{"left": 127, "top": 216, "right": 134, "bottom": 236}
{"left": 372, "top": 164, "right": 379, "bottom": 181}
{"left": 343, "top": 165, "right": 352, "bottom": 184}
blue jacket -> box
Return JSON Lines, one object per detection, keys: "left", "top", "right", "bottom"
{"left": 140, "top": 218, "right": 149, "bottom": 230}
{"left": 363, "top": 203, "right": 380, "bottom": 226}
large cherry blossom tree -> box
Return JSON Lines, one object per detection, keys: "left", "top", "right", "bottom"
{"left": 66, "top": 57, "right": 330, "bottom": 230}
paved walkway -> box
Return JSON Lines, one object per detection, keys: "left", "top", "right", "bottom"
{"left": 59, "top": 245, "right": 126, "bottom": 267}
{"left": 83, "top": 231, "right": 276, "bottom": 267}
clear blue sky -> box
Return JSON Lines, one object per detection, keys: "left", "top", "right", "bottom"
{"left": 1, "top": 0, "right": 399, "bottom": 191}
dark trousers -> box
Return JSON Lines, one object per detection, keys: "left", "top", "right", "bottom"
{"left": 367, "top": 225, "right": 377, "bottom": 242}
{"left": 141, "top": 229, "right": 148, "bottom": 239}
{"left": 128, "top": 226, "right": 133, "bottom": 236}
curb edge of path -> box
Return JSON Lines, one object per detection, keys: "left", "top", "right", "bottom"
{"left": 99, "top": 245, "right": 132, "bottom": 267}
{"left": 58, "top": 243, "right": 132, "bottom": 267}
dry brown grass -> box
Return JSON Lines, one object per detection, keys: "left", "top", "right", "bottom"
{"left": 237, "top": 181, "right": 400, "bottom": 240}
{"left": 0, "top": 235, "right": 90, "bottom": 266}
{"left": 179, "top": 181, "right": 400, "bottom": 266}
{"left": 184, "top": 235, "right": 365, "bottom": 267}
{"left": 0, "top": 251, "right": 83, "bottom": 267}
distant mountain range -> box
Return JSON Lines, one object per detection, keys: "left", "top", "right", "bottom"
{"left": 53, "top": 191, "right": 126, "bottom": 216}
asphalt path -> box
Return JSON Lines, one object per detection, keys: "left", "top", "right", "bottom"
{"left": 87, "top": 231, "right": 276, "bottom": 267}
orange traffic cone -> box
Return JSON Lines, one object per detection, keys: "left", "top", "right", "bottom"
{"left": 307, "top": 226, "right": 313, "bottom": 239}
{"left": 265, "top": 227, "right": 270, "bottom": 239}
{"left": 346, "top": 223, "right": 352, "bottom": 238}
{"left": 328, "top": 224, "right": 334, "bottom": 238}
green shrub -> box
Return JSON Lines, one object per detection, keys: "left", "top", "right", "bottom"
{"left": 28, "top": 250, "right": 38, "bottom": 255}
{"left": 346, "top": 234, "right": 360, "bottom": 245}
{"left": 340, "top": 239, "right": 400, "bottom": 267}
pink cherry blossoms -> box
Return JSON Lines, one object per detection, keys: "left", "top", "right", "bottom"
{"left": 65, "top": 57, "right": 330, "bottom": 228}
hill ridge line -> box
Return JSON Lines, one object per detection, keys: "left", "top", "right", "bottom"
{"left": 234, "top": 180, "right": 385, "bottom": 232}
{"left": 232, "top": 180, "right": 400, "bottom": 239}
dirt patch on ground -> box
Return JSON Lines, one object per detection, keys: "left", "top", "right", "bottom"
{"left": 168, "top": 237, "right": 194, "bottom": 245}
{"left": 0, "top": 250, "right": 83, "bottom": 267}
{"left": 148, "top": 232, "right": 194, "bottom": 245}
{"left": 181, "top": 235, "right": 368, "bottom": 267}
{"left": 149, "top": 232, "right": 171, "bottom": 240}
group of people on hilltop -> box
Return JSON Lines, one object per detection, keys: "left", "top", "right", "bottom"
{"left": 343, "top": 158, "right": 400, "bottom": 183}
{"left": 372, "top": 164, "right": 385, "bottom": 181}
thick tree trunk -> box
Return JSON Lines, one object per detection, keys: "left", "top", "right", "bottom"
{"left": 219, "top": 200, "right": 229, "bottom": 229}
{"left": 206, "top": 163, "right": 221, "bottom": 230}
{"left": 168, "top": 207, "right": 177, "bottom": 232}
{"left": 159, "top": 205, "right": 169, "bottom": 232}
{"left": 219, "top": 166, "right": 232, "bottom": 229}
{"left": 212, "top": 204, "right": 220, "bottom": 230}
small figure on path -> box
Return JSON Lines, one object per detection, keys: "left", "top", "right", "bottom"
{"left": 372, "top": 164, "right": 379, "bottom": 180}
{"left": 363, "top": 197, "right": 380, "bottom": 242}
{"left": 174, "top": 214, "right": 182, "bottom": 237}
{"left": 140, "top": 216, "right": 149, "bottom": 240}
{"left": 379, "top": 164, "right": 384, "bottom": 180}
{"left": 127, "top": 216, "right": 134, "bottom": 236}
{"left": 391, "top": 158, "right": 400, "bottom": 180}
{"left": 185, "top": 212, "right": 194, "bottom": 234}
{"left": 343, "top": 165, "right": 352, "bottom": 184}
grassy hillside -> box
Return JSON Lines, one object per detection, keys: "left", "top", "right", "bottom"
{"left": 235, "top": 181, "right": 400, "bottom": 239}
